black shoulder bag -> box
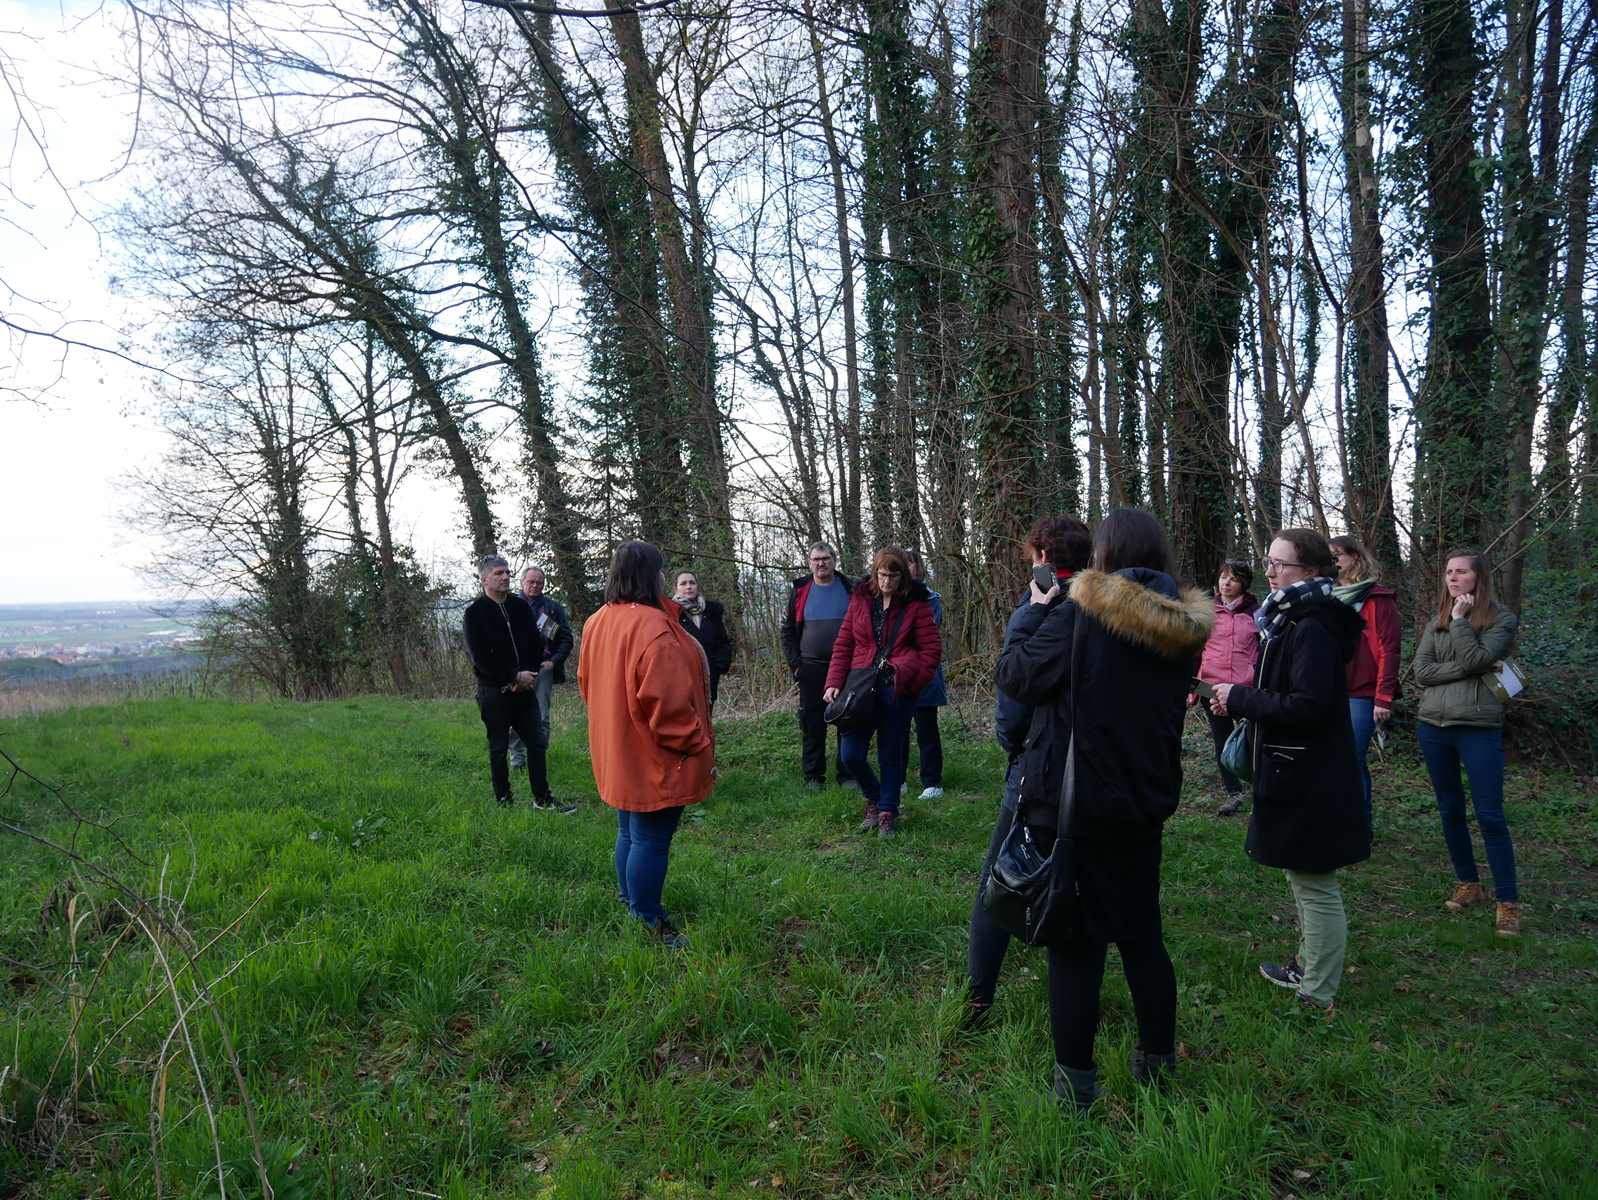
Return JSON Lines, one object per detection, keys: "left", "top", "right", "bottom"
{"left": 824, "top": 601, "right": 909, "bottom": 730}
{"left": 981, "top": 608, "right": 1083, "bottom": 946}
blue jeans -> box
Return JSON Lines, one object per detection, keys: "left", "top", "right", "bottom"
{"left": 1416, "top": 723, "right": 1518, "bottom": 902}
{"left": 839, "top": 684, "right": 915, "bottom": 814}
{"left": 1348, "top": 698, "right": 1375, "bottom": 837}
{"left": 614, "top": 806, "right": 685, "bottom": 924}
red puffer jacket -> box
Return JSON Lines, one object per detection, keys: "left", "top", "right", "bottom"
{"left": 1345, "top": 586, "right": 1401, "bottom": 706}
{"left": 824, "top": 579, "right": 942, "bottom": 699}
{"left": 1197, "top": 592, "right": 1261, "bottom": 687}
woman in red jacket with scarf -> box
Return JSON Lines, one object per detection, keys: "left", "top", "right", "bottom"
{"left": 1330, "top": 536, "right": 1400, "bottom": 839}
{"left": 823, "top": 546, "right": 941, "bottom": 837}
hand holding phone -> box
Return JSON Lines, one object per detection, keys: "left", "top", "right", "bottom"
{"left": 1032, "top": 564, "right": 1058, "bottom": 592}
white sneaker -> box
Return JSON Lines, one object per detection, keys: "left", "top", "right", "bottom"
{"left": 918, "top": 786, "right": 944, "bottom": 800}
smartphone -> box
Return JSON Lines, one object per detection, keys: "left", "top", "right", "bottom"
{"left": 1190, "top": 678, "right": 1216, "bottom": 700}
{"left": 1031, "top": 564, "right": 1059, "bottom": 592}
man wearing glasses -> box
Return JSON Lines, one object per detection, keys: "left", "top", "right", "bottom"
{"left": 780, "top": 543, "right": 855, "bottom": 789}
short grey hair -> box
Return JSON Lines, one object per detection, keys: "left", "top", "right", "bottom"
{"left": 521, "top": 564, "right": 546, "bottom": 580}
{"left": 478, "top": 554, "right": 509, "bottom": 576}
{"left": 808, "top": 542, "right": 836, "bottom": 558}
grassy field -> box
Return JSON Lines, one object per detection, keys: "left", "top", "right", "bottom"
{"left": 1, "top": 695, "right": 1594, "bottom": 1198}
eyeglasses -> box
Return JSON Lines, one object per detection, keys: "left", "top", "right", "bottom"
{"left": 1263, "top": 557, "right": 1305, "bottom": 571}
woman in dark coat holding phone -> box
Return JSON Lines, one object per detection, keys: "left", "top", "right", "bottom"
{"left": 994, "top": 509, "right": 1212, "bottom": 1112}
{"left": 1208, "top": 528, "right": 1369, "bottom": 1015}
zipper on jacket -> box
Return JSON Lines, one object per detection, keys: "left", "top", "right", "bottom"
{"left": 495, "top": 599, "right": 522, "bottom": 671}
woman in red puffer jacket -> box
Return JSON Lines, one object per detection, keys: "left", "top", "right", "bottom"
{"left": 1192, "top": 559, "right": 1260, "bottom": 815}
{"left": 1330, "top": 536, "right": 1400, "bottom": 840}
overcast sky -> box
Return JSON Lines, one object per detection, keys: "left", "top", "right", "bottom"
{"left": 0, "top": 0, "right": 474, "bottom": 604}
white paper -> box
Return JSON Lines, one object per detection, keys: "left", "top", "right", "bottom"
{"left": 1494, "top": 661, "right": 1525, "bottom": 699}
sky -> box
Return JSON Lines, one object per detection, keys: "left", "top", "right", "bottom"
{"left": 0, "top": 0, "right": 468, "bottom": 604}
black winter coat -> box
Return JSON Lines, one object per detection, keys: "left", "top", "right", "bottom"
{"left": 1226, "top": 593, "right": 1370, "bottom": 874}
{"left": 679, "top": 600, "right": 734, "bottom": 678}
{"left": 995, "top": 568, "right": 1213, "bottom": 944}
{"left": 462, "top": 593, "right": 547, "bottom": 690}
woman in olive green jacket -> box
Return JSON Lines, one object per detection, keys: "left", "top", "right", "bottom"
{"left": 1412, "top": 548, "right": 1521, "bottom": 937}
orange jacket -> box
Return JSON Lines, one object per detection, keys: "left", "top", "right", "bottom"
{"left": 578, "top": 597, "right": 715, "bottom": 812}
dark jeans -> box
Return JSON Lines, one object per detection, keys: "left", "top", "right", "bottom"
{"left": 508, "top": 670, "right": 556, "bottom": 767}
{"left": 796, "top": 659, "right": 851, "bottom": 784}
{"left": 615, "top": 806, "right": 685, "bottom": 924}
{"left": 1205, "top": 707, "right": 1243, "bottom": 796}
{"left": 968, "top": 762, "right": 1022, "bottom": 1005}
{"left": 1349, "top": 698, "right": 1376, "bottom": 837}
{"left": 476, "top": 685, "right": 549, "bottom": 801}
{"left": 1417, "top": 722, "right": 1518, "bottom": 902}
{"left": 1048, "top": 921, "right": 1177, "bottom": 1072}
{"left": 914, "top": 707, "right": 943, "bottom": 786}
{"left": 839, "top": 684, "right": 915, "bottom": 814}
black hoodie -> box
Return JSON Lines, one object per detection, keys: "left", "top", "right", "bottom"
{"left": 1226, "top": 592, "right": 1371, "bottom": 873}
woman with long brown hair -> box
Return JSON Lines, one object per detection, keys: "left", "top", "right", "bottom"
{"left": 1412, "top": 548, "right": 1522, "bottom": 936}
{"left": 822, "top": 546, "right": 942, "bottom": 837}
{"left": 1328, "top": 535, "right": 1401, "bottom": 837}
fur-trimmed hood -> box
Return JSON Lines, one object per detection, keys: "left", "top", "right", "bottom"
{"left": 1069, "top": 568, "right": 1214, "bottom": 660}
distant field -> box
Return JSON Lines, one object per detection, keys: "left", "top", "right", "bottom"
{"left": 1, "top": 697, "right": 1594, "bottom": 1197}
{"left": 0, "top": 617, "right": 197, "bottom": 647}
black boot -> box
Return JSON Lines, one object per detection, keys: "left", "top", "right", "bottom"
{"left": 1131, "top": 1047, "right": 1178, "bottom": 1088}
{"left": 1052, "top": 1062, "right": 1098, "bottom": 1113}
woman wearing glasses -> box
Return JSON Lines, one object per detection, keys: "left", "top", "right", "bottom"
{"left": 822, "top": 546, "right": 942, "bottom": 837}
{"left": 1208, "top": 529, "right": 1369, "bottom": 1015}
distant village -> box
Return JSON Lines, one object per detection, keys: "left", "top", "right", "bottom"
{"left": 0, "top": 603, "right": 205, "bottom": 668}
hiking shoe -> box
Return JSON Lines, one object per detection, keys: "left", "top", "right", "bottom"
{"left": 647, "top": 918, "right": 689, "bottom": 950}
{"left": 1131, "top": 1047, "right": 1177, "bottom": 1088}
{"left": 877, "top": 811, "right": 897, "bottom": 838}
{"left": 531, "top": 796, "right": 578, "bottom": 815}
{"left": 918, "top": 786, "right": 945, "bottom": 800}
{"left": 1216, "top": 795, "right": 1245, "bottom": 817}
{"left": 1052, "top": 1062, "right": 1098, "bottom": 1113}
{"left": 1445, "top": 882, "right": 1488, "bottom": 911}
{"left": 858, "top": 801, "right": 879, "bottom": 832}
{"left": 1259, "top": 958, "right": 1304, "bottom": 990}
{"left": 1495, "top": 901, "right": 1521, "bottom": 938}
{"left": 495, "top": 794, "right": 514, "bottom": 807}
{"left": 1296, "top": 991, "right": 1334, "bottom": 1018}
{"left": 961, "top": 998, "right": 994, "bottom": 1032}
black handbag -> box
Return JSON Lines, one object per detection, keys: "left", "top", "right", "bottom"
{"left": 981, "top": 610, "right": 1083, "bottom": 946}
{"left": 824, "top": 603, "right": 909, "bottom": 729}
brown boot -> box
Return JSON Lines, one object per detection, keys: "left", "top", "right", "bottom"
{"left": 1495, "top": 901, "right": 1521, "bottom": 938}
{"left": 858, "top": 801, "right": 879, "bottom": 833}
{"left": 1444, "top": 882, "right": 1487, "bottom": 911}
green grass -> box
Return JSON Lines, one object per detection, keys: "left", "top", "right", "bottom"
{"left": 1, "top": 695, "right": 1594, "bottom": 1198}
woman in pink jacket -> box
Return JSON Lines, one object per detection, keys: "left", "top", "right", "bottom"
{"left": 1193, "top": 559, "right": 1260, "bottom": 816}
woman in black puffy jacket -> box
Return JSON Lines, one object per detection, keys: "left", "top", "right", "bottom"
{"left": 994, "top": 509, "right": 1212, "bottom": 1112}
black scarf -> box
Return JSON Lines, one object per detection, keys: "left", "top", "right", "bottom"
{"left": 1255, "top": 576, "right": 1334, "bottom": 642}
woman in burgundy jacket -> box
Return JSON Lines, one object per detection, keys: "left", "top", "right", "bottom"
{"left": 1330, "top": 536, "right": 1401, "bottom": 838}
{"left": 823, "top": 545, "right": 942, "bottom": 837}
{"left": 1193, "top": 559, "right": 1260, "bottom": 815}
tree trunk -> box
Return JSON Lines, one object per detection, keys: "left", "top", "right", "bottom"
{"left": 967, "top": 0, "right": 1047, "bottom": 611}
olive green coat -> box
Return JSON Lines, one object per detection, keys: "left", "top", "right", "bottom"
{"left": 1412, "top": 610, "right": 1519, "bottom": 729}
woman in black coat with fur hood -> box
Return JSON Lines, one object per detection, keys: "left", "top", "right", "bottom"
{"left": 1209, "top": 528, "right": 1369, "bottom": 1015}
{"left": 995, "top": 509, "right": 1213, "bottom": 1112}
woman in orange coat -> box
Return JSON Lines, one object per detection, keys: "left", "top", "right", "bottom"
{"left": 578, "top": 541, "right": 715, "bottom": 949}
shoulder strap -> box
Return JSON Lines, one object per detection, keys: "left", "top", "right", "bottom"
{"left": 875, "top": 599, "right": 911, "bottom": 667}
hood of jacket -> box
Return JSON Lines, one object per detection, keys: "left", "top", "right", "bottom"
{"left": 1288, "top": 591, "right": 1366, "bottom": 663}
{"left": 850, "top": 576, "right": 932, "bottom": 604}
{"left": 1214, "top": 591, "right": 1260, "bottom": 616}
{"left": 1070, "top": 568, "right": 1213, "bottom": 660}
{"left": 791, "top": 572, "right": 853, "bottom": 591}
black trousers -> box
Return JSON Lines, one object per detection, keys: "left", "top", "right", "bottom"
{"left": 1047, "top": 921, "right": 1177, "bottom": 1071}
{"left": 914, "top": 707, "right": 943, "bottom": 786}
{"left": 796, "top": 660, "right": 852, "bottom": 784}
{"left": 476, "top": 685, "right": 549, "bottom": 801}
{"left": 968, "top": 781, "right": 1018, "bottom": 1005}
{"left": 1205, "top": 707, "right": 1243, "bottom": 795}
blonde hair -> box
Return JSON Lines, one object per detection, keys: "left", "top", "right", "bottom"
{"left": 1328, "top": 535, "right": 1381, "bottom": 585}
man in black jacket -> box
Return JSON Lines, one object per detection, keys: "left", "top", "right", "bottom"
{"left": 779, "top": 542, "right": 854, "bottom": 788}
{"left": 462, "top": 556, "right": 574, "bottom": 812}
{"left": 508, "top": 565, "right": 576, "bottom": 769}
